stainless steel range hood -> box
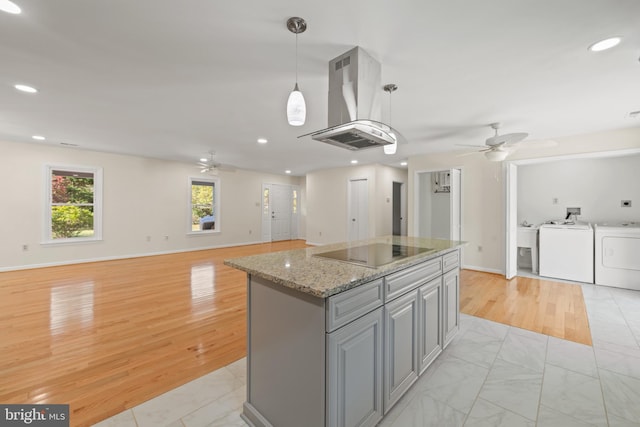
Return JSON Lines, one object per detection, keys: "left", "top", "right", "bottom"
{"left": 301, "top": 47, "right": 400, "bottom": 150}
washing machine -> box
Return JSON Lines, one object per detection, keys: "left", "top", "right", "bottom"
{"left": 538, "top": 222, "right": 594, "bottom": 283}
{"left": 595, "top": 222, "right": 640, "bottom": 290}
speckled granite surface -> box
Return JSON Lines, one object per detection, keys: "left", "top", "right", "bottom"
{"left": 224, "top": 236, "right": 464, "bottom": 298}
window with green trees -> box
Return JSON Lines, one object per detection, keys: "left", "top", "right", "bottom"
{"left": 190, "top": 177, "right": 219, "bottom": 232}
{"left": 47, "top": 166, "right": 102, "bottom": 241}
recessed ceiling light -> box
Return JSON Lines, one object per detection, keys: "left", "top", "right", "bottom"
{"left": 0, "top": 0, "right": 21, "bottom": 14}
{"left": 350, "top": 160, "right": 358, "bottom": 164}
{"left": 199, "top": 157, "right": 208, "bottom": 162}
{"left": 14, "top": 84, "right": 37, "bottom": 93}
{"left": 400, "top": 161, "right": 408, "bottom": 166}
{"left": 285, "top": 170, "right": 292, "bottom": 174}
{"left": 257, "top": 138, "right": 268, "bottom": 144}
{"left": 588, "top": 37, "right": 621, "bottom": 52}
{"left": 32, "top": 135, "right": 45, "bottom": 140}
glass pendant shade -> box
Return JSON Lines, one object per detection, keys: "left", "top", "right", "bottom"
{"left": 383, "top": 133, "right": 397, "bottom": 155}
{"left": 287, "top": 83, "right": 306, "bottom": 126}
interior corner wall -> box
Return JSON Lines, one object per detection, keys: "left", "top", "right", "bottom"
{"left": 407, "top": 126, "right": 640, "bottom": 275}
{"left": 305, "top": 164, "right": 408, "bottom": 245}
{"left": 0, "top": 140, "right": 304, "bottom": 271}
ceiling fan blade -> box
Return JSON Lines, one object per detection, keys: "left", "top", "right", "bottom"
{"left": 486, "top": 132, "right": 528, "bottom": 146}
{"left": 455, "top": 143, "right": 487, "bottom": 148}
{"left": 456, "top": 151, "right": 483, "bottom": 157}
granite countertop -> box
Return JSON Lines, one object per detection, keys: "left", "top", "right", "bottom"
{"left": 224, "top": 236, "right": 464, "bottom": 298}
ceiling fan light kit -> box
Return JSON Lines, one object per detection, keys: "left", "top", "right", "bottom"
{"left": 286, "top": 17, "right": 307, "bottom": 126}
{"left": 484, "top": 148, "right": 509, "bottom": 162}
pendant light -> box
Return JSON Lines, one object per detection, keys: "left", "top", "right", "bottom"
{"left": 383, "top": 84, "right": 398, "bottom": 155}
{"left": 286, "top": 17, "right": 307, "bottom": 126}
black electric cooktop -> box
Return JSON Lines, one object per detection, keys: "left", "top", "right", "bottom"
{"left": 314, "top": 243, "right": 434, "bottom": 268}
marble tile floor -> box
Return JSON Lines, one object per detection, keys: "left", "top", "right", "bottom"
{"left": 96, "top": 283, "right": 640, "bottom": 427}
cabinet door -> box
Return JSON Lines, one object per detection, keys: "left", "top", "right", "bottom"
{"left": 443, "top": 268, "right": 460, "bottom": 347}
{"left": 384, "top": 291, "right": 419, "bottom": 412}
{"left": 418, "top": 277, "right": 442, "bottom": 374}
{"left": 327, "top": 307, "right": 383, "bottom": 427}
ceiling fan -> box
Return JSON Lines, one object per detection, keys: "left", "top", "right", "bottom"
{"left": 457, "top": 123, "right": 529, "bottom": 161}
{"left": 197, "top": 151, "right": 236, "bottom": 174}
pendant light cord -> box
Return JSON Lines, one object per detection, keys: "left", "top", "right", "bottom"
{"left": 295, "top": 30, "right": 299, "bottom": 84}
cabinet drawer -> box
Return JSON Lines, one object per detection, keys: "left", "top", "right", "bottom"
{"left": 326, "top": 278, "right": 384, "bottom": 332}
{"left": 442, "top": 250, "right": 459, "bottom": 273}
{"left": 385, "top": 257, "right": 442, "bottom": 302}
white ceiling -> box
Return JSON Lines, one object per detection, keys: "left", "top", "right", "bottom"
{"left": 1, "top": 0, "right": 639, "bottom": 175}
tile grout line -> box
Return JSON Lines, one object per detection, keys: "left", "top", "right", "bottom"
{"left": 460, "top": 323, "right": 510, "bottom": 426}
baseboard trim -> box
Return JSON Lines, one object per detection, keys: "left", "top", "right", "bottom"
{"left": 241, "top": 402, "right": 274, "bottom": 427}
{"left": 462, "top": 265, "right": 504, "bottom": 275}
{"left": 0, "top": 240, "right": 279, "bottom": 272}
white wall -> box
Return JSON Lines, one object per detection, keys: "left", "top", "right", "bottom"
{"left": 0, "top": 140, "right": 303, "bottom": 270}
{"left": 518, "top": 154, "right": 640, "bottom": 225}
{"left": 417, "top": 172, "right": 432, "bottom": 236}
{"left": 408, "top": 127, "right": 640, "bottom": 274}
{"left": 306, "top": 164, "right": 408, "bottom": 245}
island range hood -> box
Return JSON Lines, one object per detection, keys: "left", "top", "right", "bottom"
{"left": 300, "top": 47, "right": 401, "bottom": 150}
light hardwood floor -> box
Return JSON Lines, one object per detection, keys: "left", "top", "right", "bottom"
{"left": 0, "top": 243, "right": 592, "bottom": 426}
{"left": 460, "top": 270, "right": 592, "bottom": 346}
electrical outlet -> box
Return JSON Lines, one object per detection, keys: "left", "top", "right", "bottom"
{"left": 319, "top": 231, "right": 322, "bottom": 237}
{"left": 622, "top": 200, "right": 632, "bottom": 207}
{"left": 249, "top": 229, "right": 252, "bottom": 234}
{"left": 477, "top": 245, "right": 483, "bottom": 252}
{"left": 552, "top": 198, "right": 559, "bottom": 205}
{"left": 164, "top": 235, "right": 169, "bottom": 241}
{"left": 567, "top": 207, "right": 581, "bottom": 215}
{"left": 146, "top": 236, "right": 151, "bottom": 242}
{"left": 22, "top": 244, "right": 28, "bottom": 251}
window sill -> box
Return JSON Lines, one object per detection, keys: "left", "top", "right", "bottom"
{"left": 41, "top": 237, "right": 103, "bottom": 246}
{"left": 187, "top": 230, "right": 221, "bottom": 236}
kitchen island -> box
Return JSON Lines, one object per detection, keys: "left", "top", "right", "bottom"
{"left": 225, "top": 236, "right": 463, "bottom": 427}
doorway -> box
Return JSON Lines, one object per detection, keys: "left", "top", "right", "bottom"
{"left": 392, "top": 181, "right": 407, "bottom": 236}
{"left": 261, "top": 183, "right": 300, "bottom": 242}
{"left": 414, "top": 169, "right": 462, "bottom": 241}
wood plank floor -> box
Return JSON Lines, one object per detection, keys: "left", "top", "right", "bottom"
{"left": 460, "top": 270, "right": 592, "bottom": 345}
{"left": 0, "top": 240, "right": 309, "bottom": 427}
{"left": 0, "top": 244, "right": 592, "bottom": 426}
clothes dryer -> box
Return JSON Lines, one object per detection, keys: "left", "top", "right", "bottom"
{"left": 595, "top": 222, "right": 640, "bottom": 290}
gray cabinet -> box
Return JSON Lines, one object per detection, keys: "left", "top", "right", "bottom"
{"left": 418, "top": 277, "right": 442, "bottom": 374}
{"left": 443, "top": 268, "right": 460, "bottom": 347}
{"left": 383, "top": 291, "right": 419, "bottom": 411}
{"left": 242, "top": 248, "right": 460, "bottom": 427}
{"left": 327, "top": 307, "right": 384, "bottom": 427}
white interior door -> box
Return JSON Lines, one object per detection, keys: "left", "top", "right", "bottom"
{"left": 270, "top": 184, "right": 292, "bottom": 242}
{"left": 348, "top": 179, "right": 368, "bottom": 241}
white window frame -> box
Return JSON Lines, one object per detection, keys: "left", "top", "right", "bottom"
{"left": 43, "top": 164, "right": 103, "bottom": 245}
{"left": 187, "top": 176, "right": 221, "bottom": 235}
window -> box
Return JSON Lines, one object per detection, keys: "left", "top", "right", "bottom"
{"left": 45, "top": 165, "right": 102, "bottom": 243}
{"left": 189, "top": 177, "right": 220, "bottom": 233}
